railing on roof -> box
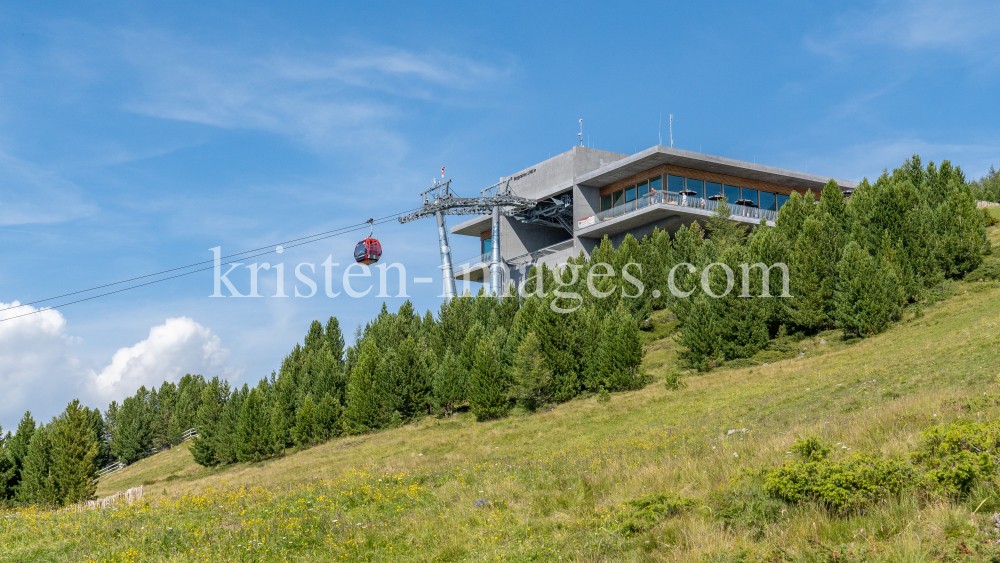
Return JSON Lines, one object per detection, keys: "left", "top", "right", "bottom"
{"left": 590, "top": 191, "right": 778, "bottom": 225}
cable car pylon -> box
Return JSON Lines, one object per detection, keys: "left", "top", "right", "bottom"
{"left": 399, "top": 177, "right": 536, "bottom": 300}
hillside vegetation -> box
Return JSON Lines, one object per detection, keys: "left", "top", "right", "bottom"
{"left": 6, "top": 264, "right": 1000, "bottom": 560}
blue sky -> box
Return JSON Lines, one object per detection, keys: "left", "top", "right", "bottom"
{"left": 0, "top": 0, "right": 997, "bottom": 429}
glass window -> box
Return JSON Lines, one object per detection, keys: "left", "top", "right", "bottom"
{"left": 625, "top": 186, "right": 636, "bottom": 202}
{"left": 636, "top": 180, "right": 649, "bottom": 198}
{"left": 776, "top": 193, "right": 790, "bottom": 210}
{"left": 723, "top": 184, "right": 740, "bottom": 203}
{"left": 601, "top": 193, "right": 612, "bottom": 212}
{"left": 742, "top": 188, "right": 759, "bottom": 206}
{"left": 705, "top": 182, "right": 722, "bottom": 198}
{"left": 686, "top": 178, "right": 704, "bottom": 197}
{"left": 668, "top": 175, "right": 684, "bottom": 193}
{"left": 649, "top": 176, "right": 662, "bottom": 193}
{"left": 759, "top": 191, "right": 776, "bottom": 211}
{"left": 613, "top": 189, "right": 624, "bottom": 207}
{"left": 482, "top": 238, "right": 492, "bottom": 255}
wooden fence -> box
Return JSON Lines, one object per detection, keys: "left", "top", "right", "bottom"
{"left": 72, "top": 485, "right": 144, "bottom": 511}
{"left": 94, "top": 428, "right": 198, "bottom": 482}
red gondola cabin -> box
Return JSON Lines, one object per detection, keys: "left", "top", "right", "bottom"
{"left": 354, "top": 238, "right": 381, "bottom": 265}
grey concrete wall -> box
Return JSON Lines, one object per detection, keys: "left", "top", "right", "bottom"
{"left": 568, "top": 147, "right": 628, "bottom": 259}
{"left": 507, "top": 146, "right": 627, "bottom": 199}
{"left": 490, "top": 146, "right": 628, "bottom": 286}
{"left": 506, "top": 151, "right": 575, "bottom": 199}
{"left": 500, "top": 216, "right": 571, "bottom": 260}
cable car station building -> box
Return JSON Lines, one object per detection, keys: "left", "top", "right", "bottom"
{"left": 449, "top": 145, "right": 857, "bottom": 290}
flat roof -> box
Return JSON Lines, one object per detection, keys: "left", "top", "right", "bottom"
{"left": 575, "top": 145, "right": 858, "bottom": 193}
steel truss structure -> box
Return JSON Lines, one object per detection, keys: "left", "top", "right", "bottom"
{"left": 399, "top": 178, "right": 538, "bottom": 300}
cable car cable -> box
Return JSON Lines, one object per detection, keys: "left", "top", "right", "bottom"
{"left": 0, "top": 211, "right": 413, "bottom": 323}
{"left": 0, "top": 207, "right": 419, "bottom": 315}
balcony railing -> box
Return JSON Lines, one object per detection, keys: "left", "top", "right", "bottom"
{"left": 590, "top": 191, "right": 778, "bottom": 225}
{"left": 455, "top": 252, "right": 494, "bottom": 268}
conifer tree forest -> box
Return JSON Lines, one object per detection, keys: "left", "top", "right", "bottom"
{"left": 0, "top": 155, "right": 990, "bottom": 507}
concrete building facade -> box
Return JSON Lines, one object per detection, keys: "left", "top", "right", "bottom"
{"left": 449, "top": 145, "right": 857, "bottom": 291}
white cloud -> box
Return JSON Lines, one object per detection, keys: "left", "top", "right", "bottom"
{"left": 0, "top": 150, "right": 97, "bottom": 225}
{"left": 88, "top": 317, "right": 237, "bottom": 403}
{"left": 117, "top": 32, "right": 508, "bottom": 155}
{"left": 0, "top": 308, "right": 241, "bottom": 428}
{"left": 0, "top": 302, "right": 80, "bottom": 428}
{"left": 807, "top": 0, "right": 1000, "bottom": 60}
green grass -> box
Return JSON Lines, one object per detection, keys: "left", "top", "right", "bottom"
{"left": 8, "top": 249, "right": 1000, "bottom": 561}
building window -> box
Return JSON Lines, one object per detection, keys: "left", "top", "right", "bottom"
{"left": 636, "top": 180, "right": 649, "bottom": 198}
{"left": 668, "top": 175, "right": 684, "bottom": 193}
{"left": 687, "top": 178, "right": 704, "bottom": 198}
{"left": 613, "top": 189, "right": 624, "bottom": 207}
{"left": 760, "top": 191, "right": 776, "bottom": 211}
{"left": 482, "top": 238, "right": 492, "bottom": 255}
{"left": 649, "top": 176, "right": 662, "bottom": 193}
{"left": 742, "top": 188, "right": 759, "bottom": 206}
{"left": 601, "top": 193, "right": 612, "bottom": 212}
{"left": 723, "top": 184, "right": 740, "bottom": 203}
{"left": 705, "top": 182, "right": 722, "bottom": 199}
{"left": 625, "top": 186, "right": 636, "bottom": 202}
{"left": 777, "top": 193, "right": 790, "bottom": 210}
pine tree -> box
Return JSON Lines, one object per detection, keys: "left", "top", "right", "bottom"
{"left": 818, "top": 179, "right": 848, "bottom": 226}
{"left": 507, "top": 332, "right": 551, "bottom": 411}
{"left": 500, "top": 298, "right": 530, "bottom": 355}
{"left": 236, "top": 387, "right": 273, "bottom": 463}
{"left": 458, "top": 322, "right": 485, "bottom": 376}
{"left": 937, "top": 183, "right": 988, "bottom": 278}
{"left": 16, "top": 425, "right": 58, "bottom": 505}
{"left": 533, "top": 298, "right": 580, "bottom": 402}
{"left": 151, "top": 382, "right": 179, "bottom": 450}
{"left": 834, "top": 242, "right": 902, "bottom": 336}
{"left": 385, "top": 336, "right": 434, "bottom": 421}
{"left": 774, "top": 191, "right": 814, "bottom": 243}
{"left": 294, "top": 394, "right": 316, "bottom": 446}
{"left": 82, "top": 406, "right": 112, "bottom": 469}
{"left": 304, "top": 319, "right": 325, "bottom": 351}
{"left": 438, "top": 295, "right": 473, "bottom": 356}
{"left": 678, "top": 293, "right": 724, "bottom": 370}
{"left": 343, "top": 339, "right": 383, "bottom": 434}
{"left": 175, "top": 374, "right": 206, "bottom": 435}
{"left": 214, "top": 386, "right": 245, "bottom": 464}
{"left": 324, "top": 316, "right": 346, "bottom": 365}
{"left": 191, "top": 377, "right": 229, "bottom": 467}
{"left": 3, "top": 412, "right": 35, "bottom": 497}
{"left": 51, "top": 400, "right": 98, "bottom": 505}
{"left": 110, "top": 389, "right": 153, "bottom": 464}
{"left": 591, "top": 308, "right": 645, "bottom": 390}
{"left": 785, "top": 215, "right": 838, "bottom": 332}
{"left": 468, "top": 328, "right": 510, "bottom": 421}
{"left": 432, "top": 350, "right": 466, "bottom": 416}
{"left": 0, "top": 426, "right": 11, "bottom": 499}
{"left": 313, "top": 393, "right": 340, "bottom": 441}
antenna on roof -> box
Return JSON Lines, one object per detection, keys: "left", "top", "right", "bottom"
{"left": 669, "top": 114, "right": 674, "bottom": 148}
{"left": 578, "top": 119, "right": 584, "bottom": 146}
{"left": 659, "top": 113, "right": 662, "bottom": 146}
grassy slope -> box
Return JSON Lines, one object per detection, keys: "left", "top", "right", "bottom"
{"left": 8, "top": 225, "right": 1000, "bottom": 561}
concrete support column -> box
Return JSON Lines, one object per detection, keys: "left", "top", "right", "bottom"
{"left": 436, "top": 211, "right": 457, "bottom": 301}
